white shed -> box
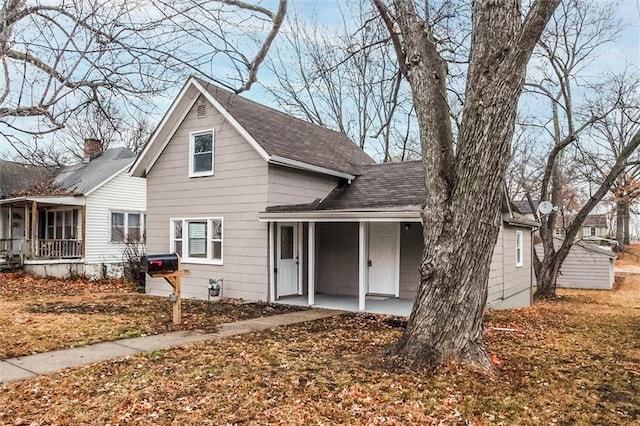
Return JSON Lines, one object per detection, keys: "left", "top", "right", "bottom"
{"left": 536, "top": 240, "right": 617, "bottom": 290}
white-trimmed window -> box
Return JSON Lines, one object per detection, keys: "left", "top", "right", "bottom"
{"left": 111, "top": 211, "right": 145, "bottom": 243}
{"left": 189, "top": 130, "right": 214, "bottom": 177}
{"left": 45, "top": 209, "right": 78, "bottom": 239}
{"left": 171, "top": 218, "right": 223, "bottom": 264}
{"left": 515, "top": 230, "right": 524, "bottom": 267}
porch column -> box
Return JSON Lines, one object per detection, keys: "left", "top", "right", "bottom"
{"left": 297, "top": 222, "right": 303, "bottom": 295}
{"left": 268, "top": 222, "right": 276, "bottom": 302}
{"left": 8, "top": 206, "right": 12, "bottom": 241}
{"left": 31, "top": 201, "right": 37, "bottom": 257}
{"left": 307, "top": 221, "right": 315, "bottom": 306}
{"left": 358, "top": 221, "right": 367, "bottom": 311}
{"left": 23, "top": 205, "right": 29, "bottom": 256}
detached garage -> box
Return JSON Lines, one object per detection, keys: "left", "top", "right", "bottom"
{"left": 536, "top": 240, "right": 617, "bottom": 290}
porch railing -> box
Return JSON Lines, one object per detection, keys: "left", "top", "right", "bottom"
{"left": 0, "top": 239, "right": 23, "bottom": 266}
{"left": 36, "top": 239, "right": 82, "bottom": 259}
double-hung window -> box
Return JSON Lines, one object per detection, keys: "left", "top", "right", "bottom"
{"left": 171, "top": 218, "right": 223, "bottom": 264}
{"left": 515, "top": 230, "right": 524, "bottom": 267}
{"left": 46, "top": 209, "right": 77, "bottom": 239}
{"left": 189, "top": 130, "right": 214, "bottom": 177}
{"left": 111, "top": 212, "right": 145, "bottom": 243}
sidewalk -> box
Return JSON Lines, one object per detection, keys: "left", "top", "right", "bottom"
{"left": 614, "top": 265, "right": 640, "bottom": 274}
{"left": 0, "top": 308, "right": 342, "bottom": 384}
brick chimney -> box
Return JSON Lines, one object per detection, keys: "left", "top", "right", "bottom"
{"left": 84, "top": 138, "right": 102, "bottom": 161}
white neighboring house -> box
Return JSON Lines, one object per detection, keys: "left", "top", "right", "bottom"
{"left": 0, "top": 142, "right": 146, "bottom": 278}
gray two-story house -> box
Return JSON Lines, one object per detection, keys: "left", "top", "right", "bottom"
{"left": 131, "top": 77, "right": 537, "bottom": 315}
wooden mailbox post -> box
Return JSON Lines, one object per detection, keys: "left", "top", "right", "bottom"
{"left": 141, "top": 254, "right": 191, "bottom": 325}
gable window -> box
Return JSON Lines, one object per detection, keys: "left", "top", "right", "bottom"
{"left": 189, "top": 130, "right": 214, "bottom": 177}
{"left": 111, "top": 211, "right": 144, "bottom": 243}
{"left": 171, "top": 217, "right": 223, "bottom": 264}
{"left": 590, "top": 227, "right": 596, "bottom": 236}
{"left": 515, "top": 230, "right": 524, "bottom": 268}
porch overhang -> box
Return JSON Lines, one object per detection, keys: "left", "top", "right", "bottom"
{"left": 258, "top": 206, "right": 422, "bottom": 222}
{"left": 0, "top": 196, "right": 85, "bottom": 207}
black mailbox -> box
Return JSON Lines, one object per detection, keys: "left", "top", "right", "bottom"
{"left": 141, "top": 254, "right": 179, "bottom": 274}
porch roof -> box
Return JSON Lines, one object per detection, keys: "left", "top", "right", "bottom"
{"left": 0, "top": 195, "right": 85, "bottom": 207}
{"left": 260, "top": 161, "right": 538, "bottom": 228}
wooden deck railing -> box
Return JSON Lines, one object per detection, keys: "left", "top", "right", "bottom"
{"left": 37, "top": 239, "right": 82, "bottom": 259}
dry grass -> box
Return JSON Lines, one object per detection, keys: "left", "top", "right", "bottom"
{"left": 1, "top": 273, "right": 639, "bottom": 424}
{"left": 615, "top": 241, "right": 640, "bottom": 267}
{"left": 0, "top": 272, "right": 303, "bottom": 359}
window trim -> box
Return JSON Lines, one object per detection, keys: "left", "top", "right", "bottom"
{"left": 188, "top": 129, "right": 215, "bottom": 178}
{"left": 515, "top": 230, "right": 524, "bottom": 268}
{"left": 170, "top": 217, "right": 223, "bottom": 265}
{"left": 110, "top": 211, "right": 145, "bottom": 244}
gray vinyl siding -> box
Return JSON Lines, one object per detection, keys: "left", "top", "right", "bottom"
{"left": 315, "top": 222, "right": 359, "bottom": 296}
{"left": 144, "top": 98, "right": 270, "bottom": 300}
{"left": 267, "top": 165, "right": 338, "bottom": 206}
{"left": 487, "top": 224, "right": 533, "bottom": 310}
{"left": 535, "top": 242, "right": 615, "bottom": 290}
{"left": 486, "top": 226, "right": 505, "bottom": 304}
{"left": 502, "top": 226, "right": 531, "bottom": 298}
{"left": 399, "top": 223, "right": 422, "bottom": 299}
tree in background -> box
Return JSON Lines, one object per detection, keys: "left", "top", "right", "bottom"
{"left": 7, "top": 102, "right": 151, "bottom": 165}
{"left": 506, "top": 0, "right": 640, "bottom": 298}
{"left": 581, "top": 70, "right": 640, "bottom": 249}
{"left": 0, "top": 0, "right": 287, "bottom": 157}
{"left": 264, "top": 0, "right": 418, "bottom": 162}
{"left": 372, "top": 0, "right": 560, "bottom": 371}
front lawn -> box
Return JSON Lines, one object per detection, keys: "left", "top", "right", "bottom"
{"left": 0, "top": 272, "right": 303, "bottom": 359}
{"left": 1, "top": 272, "right": 638, "bottom": 424}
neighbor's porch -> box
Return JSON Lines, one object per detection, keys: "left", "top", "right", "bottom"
{"left": 0, "top": 196, "right": 85, "bottom": 264}
{"left": 260, "top": 213, "right": 423, "bottom": 316}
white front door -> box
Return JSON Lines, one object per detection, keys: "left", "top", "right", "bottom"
{"left": 277, "top": 223, "right": 298, "bottom": 297}
{"left": 368, "top": 223, "right": 399, "bottom": 296}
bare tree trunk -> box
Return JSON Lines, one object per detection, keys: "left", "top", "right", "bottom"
{"left": 623, "top": 203, "right": 631, "bottom": 246}
{"left": 376, "top": 0, "right": 560, "bottom": 371}
{"left": 616, "top": 201, "right": 625, "bottom": 250}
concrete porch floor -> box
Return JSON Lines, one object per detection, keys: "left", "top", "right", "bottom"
{"left": 276, "top": 293, "right": 414, "bottom": 317}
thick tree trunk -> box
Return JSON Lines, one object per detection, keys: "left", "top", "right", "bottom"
{"left": 381, "top": 0, "right": 561, "bottom": 371}
{"left": 533, "top": 252, "right": 563, "bottom": 298}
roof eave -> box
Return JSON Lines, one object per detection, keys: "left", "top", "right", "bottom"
{"left": 258, "top": 207, "right": 422, "bottom": 222}
{"left": 268, "top": 155, "right": 355, "bottom": 181}
{"left": 0, "top": 195, "right": 85, "bottom": 206}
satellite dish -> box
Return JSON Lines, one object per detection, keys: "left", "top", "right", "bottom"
{"left": 538, "top": 201, "right": 554, "bottom": 215}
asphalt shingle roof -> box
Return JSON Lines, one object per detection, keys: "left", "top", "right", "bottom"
{"left": 196, "top": 77, "right": 375, "bottom": 174}
{"left": 53, "top": 147, "right": 135, "bottom": 195}
{"left": 0, "top": 160, "right": 58, "bottom": 199}
{"left": 266, "top": 161, "right": 523, "bottom": 215}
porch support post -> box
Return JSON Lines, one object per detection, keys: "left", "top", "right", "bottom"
{"left": 307, "top": 221, "right": 315, "bottom": 306}
{"left": 297, "top": 222, "right": 303, "bottom": 295}
{"left": 31, "top": 201, "right": 37, "bottom": 257}
{"left": 23, "top": 205, "right": 29, "bottom": 256}
{"left": 358, "top": 221, "right": 367, "bottom": 311}
{"left": 268, "top": 222, "right": 276, "bottom": 302}
{"left": 8, "top": 206, "right": 12, "bottom": 241}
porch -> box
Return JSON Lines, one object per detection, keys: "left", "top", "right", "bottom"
{"left": 277, "top": 293, "right": 414, "bottom": 317}
{"left": 0, "top": 196, "right": 85, "bottom": 262}
{"left": 261, "top": 214, "right": 423, "bottom": 315}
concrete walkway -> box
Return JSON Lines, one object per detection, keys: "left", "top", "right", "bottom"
{"left": 0, "top": 308, "right": 342, "bottom": 384}
{"left": 615, "top": 265, "right": 640, "bottom": 274}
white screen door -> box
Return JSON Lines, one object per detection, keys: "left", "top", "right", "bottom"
{"left": 368, "top": 223, "right": 399, "bottom": 295}
{"left": 277, "top": 223, "right": 298, "bottom": 297}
